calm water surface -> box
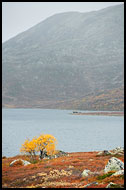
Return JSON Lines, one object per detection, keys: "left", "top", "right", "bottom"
{"left": 2, "top": 109, "right": 124, "bottom": 157}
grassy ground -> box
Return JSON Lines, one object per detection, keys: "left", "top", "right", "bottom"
{"left": 2, "top": 151, "right": 124, "bottom": 188}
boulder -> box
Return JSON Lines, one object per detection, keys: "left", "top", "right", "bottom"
{"left": 10, "top": 159, "right": 31, "bottom": 166}
{"left": 104, "top": 157, "right": 124, "bottom": 173}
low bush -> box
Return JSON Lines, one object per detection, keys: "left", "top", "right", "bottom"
{"left": 97, "top": 171, "right": 115, "bottom": 180}
{"left": 30, "top": 160, "right": 38, "bottom": 164}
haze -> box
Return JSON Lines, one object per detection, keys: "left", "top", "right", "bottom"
{"left": 2, "top": 2, "right": 123, "bottom": 42}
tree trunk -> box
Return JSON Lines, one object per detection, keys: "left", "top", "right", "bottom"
{"left": 40, "top": 150, "right": 44, "bottom": 159}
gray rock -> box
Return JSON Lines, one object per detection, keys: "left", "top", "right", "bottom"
{"left": 22, "top": 160, "right": 31, "bottom": 166}
{"left": 104, "top": 157, "right": 124, "bottom": 173}
{"left": 97, "top": 150, "right": 111, "bottom": 156}
{"left": 103, "top": 150, "right": 111, "bottom": 155}
{"left": 84, "top": 182, "right": 98, "bottom": 188}
{"left": 97, "top": 147, "right": 124, "bottom": 157}
{"left": 106, "top": 182, "right": 123, "bottom": 188}
{"left": 42, "top": 150, "right": 68, "bottom": 159}
{"left": 114, "top": 147, "right": 124, "bottom": 151}
{"left": 82, "top": 169, "right": 92, "bottom": 177}
{"left": 106, "top": 182, "right": 116, "bottom": 188}
{"left": 110, "top": 147, "right": 124, "bottom": 155}
{"left": 10, "top": 159, "right": 31, "bottom": 166}
{"left": 97, "top": 151, "right": 103, "bottom": 155}
{"left": 56, "top": 150, "right": 68, "bottom": 157}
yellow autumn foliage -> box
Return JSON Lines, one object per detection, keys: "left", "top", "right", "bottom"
{"left": 36, "top": 134, "right": 57, "bottom": 155}
{"left": 20, "top": 137, "right": 37, "bottom": 155}
{"left": 20, "top": 134, "right": 57, "bottom": 157}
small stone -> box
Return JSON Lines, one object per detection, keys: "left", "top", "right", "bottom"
{"left": 106, "top": 182, "right": 122, "bottom": 188}
{"left": 97, "top": 150, "right": 111, "bottom": 156}
{"left": 22, "top": 160, "right": 31, "bottom": 166}
{"left": 103, "top": 150, "right": 111, "bottom": 155}
{"left": 97, "top": 151, "right": 103, "bottom": 155}
{"left": 82, "top": 169, "right": 92, "bottom": 177}
{"left": 106, "top": 182, "right": 116, "bottom": 188}
{"left": 84, "top": 182, "right": 98, "bottom": 188}
{"left": 89, "top": 159, "right": 93, "bottom": 161}
{"left": 68, "top": 165, "right": 74, "bottom": 168}
{"left": 31, "top": 176, "right": 36, "bottom": 179}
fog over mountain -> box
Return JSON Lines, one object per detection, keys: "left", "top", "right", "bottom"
{"left": 2, "top": 4, "right": 124, "bottom": 110}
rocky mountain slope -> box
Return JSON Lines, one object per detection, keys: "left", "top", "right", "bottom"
{"left": 2, "top": 4, "right": 124, "bottom": 110}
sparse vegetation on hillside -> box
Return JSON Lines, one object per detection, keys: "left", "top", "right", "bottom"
{"left": 2, "top": 5, "right": 124, "bottom": 110}
{"left": 2, "top": 150, "right": 124, "bottom": 188}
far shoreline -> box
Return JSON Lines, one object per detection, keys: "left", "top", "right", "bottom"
{"left": 71, "top": 111, "right": 124, "bottom": 116}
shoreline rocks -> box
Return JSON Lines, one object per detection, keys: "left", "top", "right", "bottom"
{"left": 43, "top": 150, "right": 68, "bottom": 159}
{"left": 97, "top": 147, "right": 124, "bottom": 156}
{"left": 97, "top": 150, "right": 111, "bottom": 156}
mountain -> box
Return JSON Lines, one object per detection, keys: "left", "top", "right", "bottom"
{"left": 2, "top": 4, "right": 124, "bottom": 110}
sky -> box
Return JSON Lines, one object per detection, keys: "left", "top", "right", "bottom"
{"left": 2, "top": 2, "right": 124, "bottom": 42}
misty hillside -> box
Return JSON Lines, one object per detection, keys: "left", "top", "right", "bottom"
{"left": 2, "top": 4, "right": 124, "bottom": 110}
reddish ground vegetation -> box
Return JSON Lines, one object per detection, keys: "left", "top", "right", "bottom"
{"left": 2, "top": 151, "right": 124, "bottom": 188}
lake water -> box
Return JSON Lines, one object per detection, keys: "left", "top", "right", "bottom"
{"left": 2, "top": 109, "right": 124, "bottom": 157}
